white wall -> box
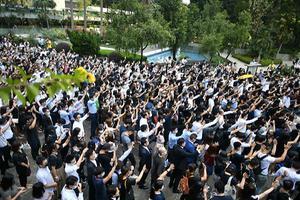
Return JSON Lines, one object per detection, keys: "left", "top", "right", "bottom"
{"left": 182, "top": 0, "right": 190, "bottom": 5}
{"left": 54, "top": 0, "right": 65, "bottom": 11}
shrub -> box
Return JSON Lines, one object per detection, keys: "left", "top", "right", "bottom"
{"left": 232, "top": 54, "right": 282, "bottom": 66}
{"left": 108, "top": 51, "right": 123, "bottom": 62}
{"left": 98, "top": 50, "right": 147, "bottom": 62}
{"left": 260, "top": 58, "right": 282, "bottom": 66}
{"left": 280, "top": 66, "right": 294, "bottom": 76}
{"left": 232, "top": 54, "right": 253, "bottom": 64}
{"left": 55, "top": 42, "right": 71, "bottom": 52}
{"left": 67, "top": 30, "right": 101, "bottom": 55}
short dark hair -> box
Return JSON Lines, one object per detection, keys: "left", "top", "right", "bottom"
{"left": 36, "top": 156, "right": 46, "bottom": 166}
{"left": 0, "top": 173, "right": 14, "bottom": 190}
{"left": 233, "top": 141, "right": 242, "bottom": 149}
{"left": 65, "top": 154, "right": 75, "bottom": 163}
{"left": 65, "top": 176, "right": 78, "bottom": 187}
{"left": 177, "top": 138, "right": 185, "bottom": 146}
{"left": 282, "top": 180, "right": 293, "bottom": 191}
{"left": 214, "top": 180, "right": 225, "bottom": 193}
{"left": 32, "top": 182, "right": 45, "bottom": 198}
{"left": 140, "top": 137, "right": 148, "bottom": 146}
{"left": 11, "top": 141, "right": 21, "bottom": 153}
{"left": 190, "top": 133, "right": 197, "bottom": 140}
{"left": 73, "top": 112, "right": 80, "bottom": 119}
{"left": 140, "top": 124, "right": 147, "bottom": 132}
{"left": 249, "top": 158, "right": 260, "bottom": 168}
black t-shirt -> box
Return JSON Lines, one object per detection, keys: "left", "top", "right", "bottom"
{"left": 211, "top": 195, "right": 234, "bottom": 200}
{"left": 120, "top": 177, "right": 136, "bottom": 200}
{"left": 48, "top": 153, "right": 63, "bottom": 169}
{"left": 267, "top": 190, "right": 290, "bottom": 200}
{"left": 230, "top": 153, "right": 245, "bottom": 172}
{"left": 220, "top": 173, "right": 238, "bottom": 187}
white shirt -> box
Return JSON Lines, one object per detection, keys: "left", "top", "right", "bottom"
{"left": 230, "top": 137, "right": 250, "bottom": 154}
{"left": 36, "top": 167, "right": 55, "bottom": 193}
{"left": 192, "top": 117, "right": 219, "bottom": 140}
{"left": 0, "top": 124, "right": 13, "bottom": 140}
{"left": 274, "top": 167, "right": 300, "bottom": 189}
{"left": 0, "top": 134, "right": 8, "bottom": 147}
{"left": 230, "top": 117, "right": 259, "bottom": 133}
{"left": 257, "top": 152, "right": 276, "bottom": 175}
{"left": 65, "top": 164, "right": 80, "bottom": 180}
{"left": 282, "top": 96, "right": 291, "bottom": 108}
{"left": 61, "top": 186, "right": 83, "bottom": 200}
{"left": 72, "top": 114, "right": 89, "bottom": 138}
{"left": 139, "top": 117, "right": 148, "bottom": 127}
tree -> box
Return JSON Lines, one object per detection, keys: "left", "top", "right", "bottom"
{"left": 70, "top": 0, "right": 75, "bottom": 29}
{"left": 107, "top": 0, "right": 171, "bottom": 57}
{"left": 196, "top": 0, "right": 230, "bottom": 60}
{"left": 222, "top": 11, "right": 251, "bottom": 58}
{"left": 248, "top": 0, "right": 274, "bottom": 59}
{"left": 33, "top": 0, "right": 56, "bottom": 28}
{"left": 156, "top": 0, "right": 189, "bottom": 59}
{"left": 78, "top": 0, "right": 92, "bottom": 30}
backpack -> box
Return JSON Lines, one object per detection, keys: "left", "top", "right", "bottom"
{"left": 253, "top": 154, "right": 269, "bottom": 176}
{"left": 224, "top": 176, "right": 236, "bottom": 199}
{"left": 178, "top": 176, "right": 189, "bottom": 194}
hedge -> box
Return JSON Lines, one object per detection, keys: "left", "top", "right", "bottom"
{"left": 232, "top": 54, "right": 282, "bottom": 66}
{"left": 67, "top": 30, "right": 101, "bottom": 55}
{"left": 98, "top": 49, "right": 147, "bottom": 62}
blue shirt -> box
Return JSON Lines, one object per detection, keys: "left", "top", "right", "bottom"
{"left": 87, "top": 99, "right": 97, "bottom": 114}
{"left": 184, "top": 140, "right": 197, "bottom": 164}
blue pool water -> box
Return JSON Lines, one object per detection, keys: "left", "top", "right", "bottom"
{"left": 147, "top": 49, "right": 206, "bottom": 63}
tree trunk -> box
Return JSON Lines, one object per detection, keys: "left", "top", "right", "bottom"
{"left": 100, "top": 0, "right": 103, "bottom": 35}
{"left": 226, "top": 51, "right": 231, "bottom": 59}
{"left": 70, "top": 0, "right": 74, "bottom": 29}
{"left": 276, "top": 42, "right": 283, "bottom": 56}
{"left": 83, "top": 0, "right": 87, "bottom": 30}
{"left": 258, "top": 49, "right": 262, "bottom": 62}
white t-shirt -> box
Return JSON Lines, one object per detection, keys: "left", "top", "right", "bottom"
{"left": 36, "top": 167, "right": 55, "bottom": 193}
{"left": 274, "top": 167, "right": 300, "bottom": 189}
{"left": 0, "top": 124, "right": 13, "bottom": 140}
{"left": 65, "top": 164, "right": 80, "bottom": 180}
{"left": 257, "top": 152, "right": 276, "bottom": 175}
{"left": 61, "top": 186, "right": 83, "bottom": 200}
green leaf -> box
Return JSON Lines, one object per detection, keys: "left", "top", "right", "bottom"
{"left": 0, "top": 87, "right": 11, "bottom": 104}
{"left": 26, "top": 84, "right": 40, "bottom": 102}
{"left": 13, "top": 89, "right": 26, "bottom": 105}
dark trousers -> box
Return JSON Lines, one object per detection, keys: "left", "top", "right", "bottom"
{"left": 90, "top": 113, "right": 98, "bottom": 138}
{"left": 88, "top": 181, "right": 95, "bottom": 200}
{"left": 0, "top": 145, "right": 11, "bottom": 175}
{"left": 28, "top": 138, "right": 40, "bottom": 161}
{"left": 170, "top": 168, "right": 184, "bottom": 192}
{"left": 123, "top": 152, "right": 136, "bottom": 167}
{"left": 138, "top": 168, "right": 149, "bottom": 186}
{"left": 19, "top": 173, "right": 28, "bottom": 187}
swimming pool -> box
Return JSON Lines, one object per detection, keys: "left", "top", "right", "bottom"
{"left": 147, "top": 49, "right": 207, "bottom": 63}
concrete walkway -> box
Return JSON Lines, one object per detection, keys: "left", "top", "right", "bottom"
{"left": 220, "top": 52, "right": 247, "bottom": 70}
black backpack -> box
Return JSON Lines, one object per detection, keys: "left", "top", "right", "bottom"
{"left": 253, "top": 154, "right": 269, "bottom": 176}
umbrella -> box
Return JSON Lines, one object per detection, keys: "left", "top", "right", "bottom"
{"left": 238, "top": 74, "right": 254, "bottom": 80}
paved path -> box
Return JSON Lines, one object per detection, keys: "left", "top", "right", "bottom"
{"left": 220, "top": 52, "right": 247, "bottom": 70}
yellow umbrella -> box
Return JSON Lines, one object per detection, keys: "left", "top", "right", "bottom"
{"left": 87, "top": 72, "right": 96, "bottom": 83}
{"left": 238, "top": 74, "right": 254, "bottom": 80}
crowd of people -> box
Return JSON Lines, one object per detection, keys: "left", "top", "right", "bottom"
{"left": 0, "top": 36, "right": 299, "bottom": 200}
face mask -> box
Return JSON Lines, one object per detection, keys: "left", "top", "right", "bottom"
{"left": 71, "top": 185, "right": 77, "bottom": 190}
